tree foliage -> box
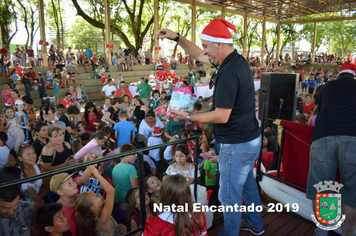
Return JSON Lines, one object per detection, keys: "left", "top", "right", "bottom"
{"left": 16, "top": 0, "right": 39, "bottom": 47}
{"left": 45, "top": 0, "right": 66, "bottom": 47}
{"left": 66, "top": 17, "right": 104, "bottom": 49}
{"left": 71, "top": 0, "right": 156, "bottom": 56}
{"left": 0, "top": 0, "right": 18, "bottom": 48}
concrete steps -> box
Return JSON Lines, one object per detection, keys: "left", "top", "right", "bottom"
{"left": 4, "top": 64, "right": 202, "bottom": 108}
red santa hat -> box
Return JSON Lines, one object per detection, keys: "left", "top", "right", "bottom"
{"left": 153, "top": 126, "right": 163, "bottom": 136}
{"left": 338, "top": 62, "right": 356, "bottom": 77}
{"left": 201, "top": 18, "right": 240, "bottom": 44}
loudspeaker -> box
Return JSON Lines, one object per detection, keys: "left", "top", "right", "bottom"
{"left": 258, "top": 73, "right": 298, "bottom": 121}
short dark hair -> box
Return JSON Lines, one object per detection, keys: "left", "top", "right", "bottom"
{"left": 65, "top": 92, "right": 72, "bottom": 97}
{"left": 22, "top": 96, "right": 33, "bottom": 105}
{"left": 194, "top": 102, "right": 202, "bottom": 111}
{"left": 80, "top": 132, "right": 90, "bottom": 141}
{"left": 57, "top": 104, "right": 65, "bottom": 110}
{"left": 11, "top": 89, "right": 20, "bottom": 95}
{"left": 0, "top": 131, "right": 8, "bottom": 144}
{"left": 145, "top": 109, "right": 156, "bottom": 118}
{"left": 120, "top": 143, "right": 137, "bottom": 154}
{"left": 66, "top": 105, "right": 80, "bottom": 115}
{"left": 36, "top": 203, "right": 63, "bottom": 235}
{"left": 161, "top": 91, "right": 166, "bottom": 95}
{"left": 44, "top": 106, "right": 55, "bottom": 115}
{"left": 112, "top": 97, "right": 124, "bottom": 105}
{"left": 107, "top": 78, "right": 112, "bottom": 83}
{"left": 0, "top": 178, "right": 21, "bottom": 202}
{"left": 34, "top": 122, "right": 48, "bottom": 133}
{"left": 152, "top": 90, "right": 160, "bottom": 96}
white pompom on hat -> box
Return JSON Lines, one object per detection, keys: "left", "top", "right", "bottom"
{"left": 201, "top": 18, "right": 238, "bottom": 44}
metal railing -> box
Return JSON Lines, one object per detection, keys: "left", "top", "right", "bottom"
{"left": 0, "top": 135, "right": 200, "bottom": 236}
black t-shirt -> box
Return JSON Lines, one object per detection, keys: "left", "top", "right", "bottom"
{"left": 38, "top": 77, "right": 45, "bottom": 91}
{"left": 134, "top": 106, "right": 145, "bottom": 121}
{"left": 22, "top": 73, "right": 31, "bottom": 85}
{"left": 107, "top": 107, "right": 120, "bottom": 122}
{"left": 32, "top": 138, "right": 48, "bottom": 161}
{"left": 68, "top": 71, "right": 75, "bottom": 78}
{"left": 41, "top": 142, "right": 73, "bottom": 166}
{"left": 59, "top": 115, "right": 72, "bottom": 142}
{"left": 212, "top": 50, "right": 260, "bottom": 144}
{"left": 312, "top": 76, "right": 356, "bottom": 142}
{"left": 124, "top": 49, "right": 131, "bottom": 56}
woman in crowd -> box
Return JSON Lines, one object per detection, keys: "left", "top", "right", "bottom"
{"left": 82, "top": 102, "right": 102, "bottom": 132}
{"left": 39, "top": 127, "right": 76, "bottom": 172}
{"left": 1, "top": 83, "right": 12, "bottom": 108}
{"left": 138, "top": 109, "right": 165, "bottom": 147}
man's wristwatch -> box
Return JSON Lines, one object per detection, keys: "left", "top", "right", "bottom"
{"left": 174, "top": 33, "right": 180, "bottom": 42}
{"left": 187, "top": 114, "right": 192, "bottom": 124}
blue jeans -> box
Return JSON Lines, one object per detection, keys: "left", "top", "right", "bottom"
{"left": 25, "top": 84, "right": 31, "bottom": 98}
{"left": 218, "top": 136, "right": 263, "bottom": 236}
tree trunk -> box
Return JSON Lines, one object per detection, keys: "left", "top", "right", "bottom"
{"left": 51, "top": 0, "right": 60, "bottom": 46}
{"left": 57, "top": 0, "right": 64, "bottom": 48}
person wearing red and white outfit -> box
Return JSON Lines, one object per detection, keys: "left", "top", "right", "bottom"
{"left": 143, "top": 174, "right": 207, "bottom": 236}
{"left": 60, "top": 92, "right": 73, "bottom": 109}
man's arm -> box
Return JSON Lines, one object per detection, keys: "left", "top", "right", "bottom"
{"left": 156, "top": 28, "right": 211, "bottom": 65}
{"left": 101, "top": 89, "right": 106, "bottom": 97}
{"left": 172, "top": 107, "right": 232, "bottom": 124}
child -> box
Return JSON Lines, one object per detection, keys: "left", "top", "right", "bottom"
{"left": 53, "top": 79, "right": 60, "bottom": 106}
{"left": 148, "top": 90, "right": 161, "bottom": 109}
{"left": 74, "top": 86, "right": 82, "bottom": 109}
{"left": 144, "top": 175, "right": 161, "bottom": 205}
{"left": 143, "top": 174, "right": 207, "bottom": 236}
{"left": 5, "top": 105, "right": 25, "bottom": 151}
{"left": 165, "top": 117, "right": 185, "bottom": 140}
{"left": 38, "top": 72, "right": 46, "bottom": 102}
{"left": 14, "top": 100, "right": 31, "bottom": 142}
{"left": 112, "top": 143, "right": 139, "bottom": 203}
{"left": 147, "top": 126, "right": 163, "bottom": 170}
{"left": 156, "top": 99, "right": 168, "bottom": 125}
{"left": 74, "top": 153, "right": 104, "bottom": 195}
{"left": 36, "top": 203, "right": 72, "bottom": 236}
{"left": 261, "top": 132, "right": 275, "bottom": 171}
{"left": 203, "top": 152, "right": 218, "bottom": 191}
{"left": 50, "top": 173, "right": 79, "bottom": 236}
{"left": 295, "top": 114, "right": 308, "bottom": 124}
{"left": 76, "top": 121, "right": 87, "bottom": 134}
{"left": 198, "top": 96, "right": 203, "bottom": 106}
{"left": 72, "top": 132, "right": 90, "bottom": 153}
{"left": 166, "top": 144, "right": 199, "bottom": 184}
{"left": 113, "top": 111, "right": 137, "bottom": 148}
{"left": 160, "top": 91, "right": 167, "bottom": 100}
{"left": 76, "top": 165, "right": 126, "bottom": 236}
{"left": 0, "top": 131, "right": 11, "bottom": 168}
{"left": 127, "top": 188, "right": 154, "bottom": 234}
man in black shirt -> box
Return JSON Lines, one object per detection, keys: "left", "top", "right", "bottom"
{"left": 32, "top": 123, "right": 49, "bottom": 160}
{"left": 123, "top": 46, "right": 131, "bottom": 59}
{"left": 157, "top": 19, "right": 263, "bottom": 236}
{"left": 22, "top": 68, "right": 32, "bottom": 98}
{"left": 306, "top": 62, "right": 356, "bottom": 236}
{"left": 59, "top": 105, "right": 80, "bottom": 143}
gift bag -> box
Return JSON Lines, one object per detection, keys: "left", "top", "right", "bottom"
{"left": 166, "top": 87, "right": 197, "bottom": 117}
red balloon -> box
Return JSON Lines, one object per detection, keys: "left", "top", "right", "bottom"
{"left": 155, "top": 47, "right": 158, "bottom": 50}
{"left": 45, "top": 42, "right": 49, "bottom": 46}
{"left": 106, "top": 44, "right": 109, "bottom": 48}
{"left": 110, "top": 44, "right": 114, "bottom": 49}
{"left": 39, "top": 40, "right": 43, "bottom": 45}
{"left": 158, "top": 47, "right": 161, "bottom": 50}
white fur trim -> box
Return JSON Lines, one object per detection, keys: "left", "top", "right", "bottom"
{"left": 338, "top": 69, "right": 355, "bottom": 76}
{"left": 158, "top": 212, "right": 175, "bottom": 224}
{"left": 235, "top": 33, "right": 241, "bottom": 40}
{"left": 200, "top": 34, "right": 233, "bottom": 44}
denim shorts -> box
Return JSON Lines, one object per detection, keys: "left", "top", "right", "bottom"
{"left": 306, "top": 136, "right": 356, "bottom": 207}
{"left": 0, "top": 66, "right": 7, "bottom": 73}
{"left": 302, "top": 83, "right": 308, "bottom": 89}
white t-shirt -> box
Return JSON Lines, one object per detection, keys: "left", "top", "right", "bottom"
{"left": 0, "top": 146, "right": 10, "bottom": 168}
{"left": 21, "top": 164, "right": 42, "bottom": 194}
{"left": 138, "top": 118, "right": 164, "bottom": 142}
{"left": 102, "top": 85, "right": 116, "bottom": 98}
{"left": 147, "top": 136, "right": 163, "bottom": 161}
